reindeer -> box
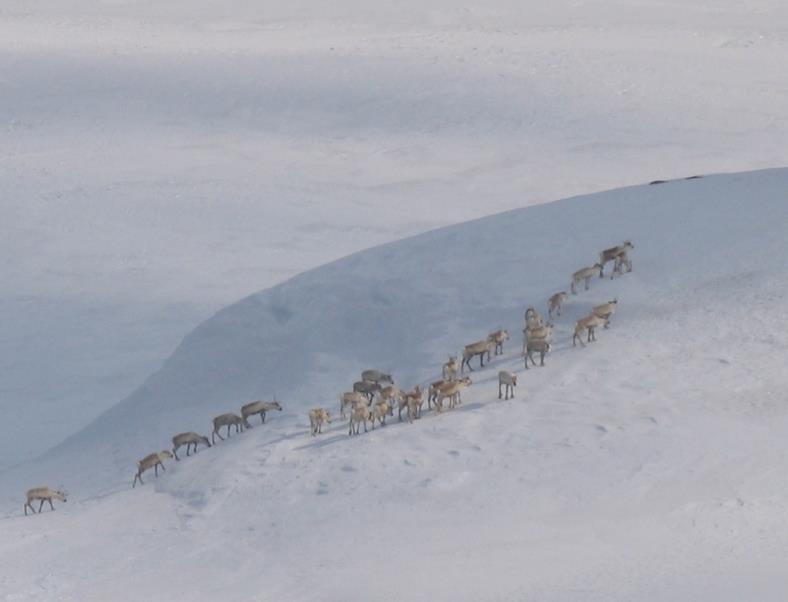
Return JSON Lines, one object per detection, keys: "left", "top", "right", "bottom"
{"left": 340, "top": 391, "right": 368, "bottom": 419}
{"left": 428, "top": 379, "right": 449, "bottom": 409}
{"left": 461, "top": 340, "right": 494, "bottom": 373}
{"left": 487, "top": 329, "right": 509, "bottom": 356}
{"left": 132, "top": 451, "right": 173, "bottom": 487}
{"left": 240, "top": 400, "right": 282, "bottom": 427}
{"left": 172, "top": 432, "right": 211, "bottom": 460}
{"left": 376, "top": 385, "right": 402, "bottom": 410}
{"left": 611, "top": 250, "right": 632, "bottom": 277}
{"left": 348, "top": 404, "right": 372, "bottom": 435}
{"left": 524, "top": 338, "right": 551, "bottom": 368}
{"left": 548, "top": 292, "right": 568, "bottom": 319}
{"left": 371, "top": 401, "right": 391, "bottom": 428}
{"left": 353, "top": 380, "right": 382, "bottom": 402}
{"left": 435, "top": 377, "right": 472, "bottom": 412}
{"left": 398, "top": 386, "right": 424, "bottom": 421}
{"left": 592, "top": 299, "right": 618, "bottom": 328}
{"left": 309, "top": 408, "right": 331, "bottom": 436}
{"left": 573, "top": 314, "right": 609, "bottom": 347}
{"left": 523, "top": 323, "right": 553, "bottom": 353}
{"left": 211, "top": 413, "right": 245, "bottom": 443}
{"left": 571, "top": 265, "right": 602, "bottom": 294}
{"left": 24, "top": 487, "right": 67, "bottom": 515}
{"left": 361, "top": 370, "right": 394, "bottom": 385}
{"left": 442, "top": 357, "right": 459, "bottom": 380}
{"left": 599, "top": 241, "right": 634, "bottom": 277}
{"left": 524, "top": 307, "right": 541, "bottom": 326}
{"left": 498, "top": 371, "right": 517, "bottom": 400}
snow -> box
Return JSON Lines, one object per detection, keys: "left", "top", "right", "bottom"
{"left": 1, "top": 170, "right": 788, "bottom": 600}
{"left": 4, "top": 0, "right": 788, "bottom": 468}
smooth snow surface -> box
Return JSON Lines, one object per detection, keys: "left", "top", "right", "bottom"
{"left": 1, "top": 171, "right": 787, "bottom": 600}
{"left": 4, "top": 1, "right": 788, "bottom": 467}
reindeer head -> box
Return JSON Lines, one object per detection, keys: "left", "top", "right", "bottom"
{"left": 54, "top": 489, "right": 68, "bottom": 502}
{"left": 273, "top": 401, "right": 283, "bottom": 411}
{"left": 201, "top": 436, "right": 212, "bottom": 448}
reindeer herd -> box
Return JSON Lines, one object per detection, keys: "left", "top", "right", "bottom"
{"left": 23, "top": 240, "right": 633, "bottom": 515}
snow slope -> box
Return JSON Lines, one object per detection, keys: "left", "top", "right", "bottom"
{"left": 1, "top": 170, "right": 787, "bottom": 600}
{"left": 4, "top": 0, "right": 788, "bottom": 467}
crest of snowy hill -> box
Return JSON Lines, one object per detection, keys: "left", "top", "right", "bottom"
{"left": 2, "top": 169, "right": 787, "bottom": 505}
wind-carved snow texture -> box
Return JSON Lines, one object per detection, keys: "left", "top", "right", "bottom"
{"left": 5, "top": 0, "right": 788, "bottom": 468}
{"left": 1, "top": 171, "right": 787, "bottom": 600}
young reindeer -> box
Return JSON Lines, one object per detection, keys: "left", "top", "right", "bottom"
{"left": 132, "top": 451, "right": 173, "bottom": 488}
{"left": 24, "top": 487, "right": 67, "bottom": 515}
{"left": 548, "top": 292, "right": 568, "bottom": 319}
{"left": 498, "top": 371, "right": 517, "bottom": 400}
{"left": 348, "top": 404, "right": 372, "bottom": 435}
{"left": 461, "top": 340, "right": 494, "bottom": 373}
{"left": 240, "top": 400, "right": 283, "bottom": 427}
{"left": 592, "top": 299, "right": 618, "bottom": 328}
{"left": 599, "top": 241, "right": 634, "bottom": 278}
{"left": 172, "top": 432, "right": 211, "bottom": 460}
{"left": 309, "top": 408, "right": 331, "bottom": 436}
{"left": 571, "top": 265, "right": 603, "bottom": 294}
{"left": 487, "top": 329, "right": 509, "bottom": 356}
{"left": 397, "top": 386, "right": 423, "bottom": 421}
{"left": 211, "top": 413, "right": 245, "bottom": 443}
{"left": 573, "top": 314, "right": 609, "bottom": 347}
{"left": 371, "top": 401, "right": 391, "bottom": 428}
{"left": 442, "top": 357, "right": 459, "bottom": 381}
{"left": 405, "top": 387, "right": 424, "bottom": 422}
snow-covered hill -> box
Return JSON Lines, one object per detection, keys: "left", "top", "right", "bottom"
{"left": 1, "top": 170, "right": 787, "bottom": 600}
{"left": 5, "top": 0, "right": 788, "bottom": 468}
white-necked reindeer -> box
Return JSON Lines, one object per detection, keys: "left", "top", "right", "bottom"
{"left": 571, "top": 265, "right": 603, "bottom": 294}
{"left": 461, "top": 340, "right": 494, "bottom": 373}
{"left": 599, "top": 241, "right": 634, "bottom": 278}
{"left": 592, "top": 299, "right": 618, "bottom": 327}
{"left": 172, "top": 432, "right": 211, "bottom": 460}
{"left": 240, "top": 400, "right": 283, "bottom": 427}
{"left": 24, "top": 487, "right": 67, "bottom": 515}
{"left": 212, "top": 413, "right": 245, "bottom": 443}
{"left": 132, "top": 451, "right": 173, "bottom": 488}
{"left": 487, "top": 329, "right": 509, "bottom": 356}
{"left": 498, "top": 371, "right": 517, "bottom": 400}
{"left": 573, "top": 314, "right": 609, "bottom": 347}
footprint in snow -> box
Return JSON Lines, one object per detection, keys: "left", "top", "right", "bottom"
{"left": 448, "top": 450, "right": 460, "bottom": 457}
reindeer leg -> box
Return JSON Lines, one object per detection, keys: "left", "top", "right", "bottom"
{"left": 39, "top": 500, "right": 45, "bottom": 512}
{"left": 261, "top": 412, "right": 266, "bottom": 424}
{"left": 49, "top": 499, "right": 55, "bottom": 511}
